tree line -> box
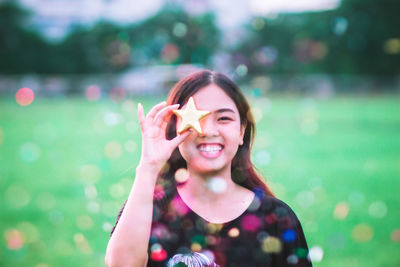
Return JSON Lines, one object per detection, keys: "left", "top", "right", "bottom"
{"left": 0, "top": 0, "right": 399, "bottom": 76}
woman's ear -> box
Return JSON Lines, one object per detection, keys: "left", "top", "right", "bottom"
{"left": 239, "top": 123, "right": 246, "bottom": 145}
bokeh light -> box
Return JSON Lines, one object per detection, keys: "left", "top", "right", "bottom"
{"left": 162, "top": 44, "right": 179, "bottom": 63}
{"left": 174, "top": 168, "right": 189, "bottom": 184}
{"left": 104, "top": 141, "right": 123, "bottom": 159}
{"left": 76, "top": 215, "right": 94, "bottom": 230}
{"left": 296, "top": 190, "right": 315, "bottom": 209}
{"left": 241, "top": 214, "right": 262, "bottom": 232}
{"left": 206, "top": 223, "right": 223, "bottom": 234}
{"left": 171, "top": 196, "right": 190, "bottom": 217}
{"left": 122, "top": 100, "right": 137, "bottom": 116}
{"left": 287, "top": 254, "right": 299, "bottom": 264}
{"left": 49, "top": 209, "right": 64, "bottom": 225}
{"left": 368, "top": 201, "right": 387, "bottom": 219}
{"left": 253, "top": 46, "right": 278, "bottom": 66}
{"left": 17, "top": 222, "right": 39, "bottom": 243}
{"left": 391, "top": 229, "right": 400, "bottom": 242}
{"left": 261, "top": 236, "right": 282, "bottom": 253}
{"left": 173, "top": 22, "right": 187, "bottom": 37}
{"left": 85, "top": 85, "right": 101, "bottom": 101}
{"left": 150, "top": 243, "right": 167, "bottom": 261}
{"left": 235, "top": 64, "right": 248, "bottom": 77}
{"left": 19, "top": 142, "right": 41, "bottom": 162}
{"left": 252, "top": 17, "right": 264, "bottom": 30}
{"left": 74, "top": 233, "right": 92, "bottom": 254}
{"left": 5, "top": 229, "right": 25, "bottom": 250}
{"left": 110, "top": 87, "right": 126, "bottom": 102}
{"left": 348, "top": 191, "right": 365, "bottom": 207}
{"left": 102, "top": 222, "right": 113, "bottom": 233}
{"left": 282, "top": 229, "right": 297, "bottom": 242}
{"left": 154, "top": 184, "right": 165, "bottom": 201}
{"left": 104, "top": 112, "right": 123, "bottom": 126}
{"left": 109, "top": 183, "right": 126, "bottom": 199}
{"left": 247, "top": 196, "right": 261, "bottom": 211}
{"left": 327, "top": 233, "right": 346, "bottom": 249}
{"left": 333, "top": 202, "right": 350, "bottom": 220}
{"left": 206, "top": 177, "right": 227, "bottom": 194}
{"left": 85, "top": 185, "right": 98, "bottom": 199}
{"left": 124, "top": 140, "right": 137, "bottom": 153}
{"left": 333, "top": 17, "right": 348, "bottom": 35}
{"left": 80, "top": 165, "right": 102, "bottom": 184}
{"left": 254, "top": 150, "right": 271, "bottom": 167}
{"left": 251, "top": 76, "right": 272, "bottom": 93}
{"left": 190, "top": 242, "right": 202, "bottom": 252}
{"left": 16, "top": 87, "right": 34, "bottom": 106}
{"left": 383, "top": 38, "right": 400, "bottom": 54}
{"left": 352, "top": 223, "right": 374, "bottom": 242}
{"left": 86, "top": 201, "right": 100, "bottom": 213}
{"left": 227, "top": 227, "right": 240, "bottom": 238}
{"left": 308, "top": 245, "right": 324, "bottom": 262}
{"left": 251, "top": 107, "right": 263, "bottom": 123}
{"left": 5, "top": 185, "right": 31, "bottom": 208}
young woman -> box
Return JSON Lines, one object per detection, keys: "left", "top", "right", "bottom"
{"left": 106, "top": 70, "right": 312, "bottom": 267}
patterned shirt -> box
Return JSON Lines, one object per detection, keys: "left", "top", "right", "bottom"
{"left": 111, "top": 181, "right": 312, "bottom": 267}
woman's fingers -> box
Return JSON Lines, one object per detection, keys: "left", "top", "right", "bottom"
{"left": 169, "top": 130, "right": 193, "bottom": 148}
{"left": 146, "top": 101, "right": 167, "bottom": 120}
{"left": 154, "top": 104, "right": 179, "bottom": 127}
{"left": 137, "top": 103, "right": 145, "bottom": 131}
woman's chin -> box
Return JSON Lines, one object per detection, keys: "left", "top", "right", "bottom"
{"left": 189, "top": 162, "right": 229, "bottom": 176}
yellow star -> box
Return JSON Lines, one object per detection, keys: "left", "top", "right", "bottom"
{"left": 173, "top": 96, "right": 211, "bottom": 134}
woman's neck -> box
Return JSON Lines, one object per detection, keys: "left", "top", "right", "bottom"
{"left": 178, "top": 165, "right": 239, "bottom": 203}
{"left": 176, "top": 165, "right": 256, "bottom": 223}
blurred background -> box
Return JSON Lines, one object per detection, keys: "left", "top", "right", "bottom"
{"left": 0, "top": 0, "right": 399, "bottom": 266}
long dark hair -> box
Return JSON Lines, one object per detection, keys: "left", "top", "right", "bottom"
{"left": 162, "top": 70, "right": 274, "bottom": 197}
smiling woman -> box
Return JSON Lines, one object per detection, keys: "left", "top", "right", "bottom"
{"left": 105, "top": 70, "right": 312, "bottom": 267}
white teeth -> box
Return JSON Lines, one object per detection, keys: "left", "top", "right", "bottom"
{"left": 199, "top": 145, "right": 222, "bottom": 152}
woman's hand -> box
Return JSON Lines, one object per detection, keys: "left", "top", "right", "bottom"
{"left": 137, "top": 101, "right": 191, "bottom": 172}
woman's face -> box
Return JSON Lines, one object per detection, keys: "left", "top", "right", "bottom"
{"left": 177, "top": 84, "right": 245, "bottom": 176}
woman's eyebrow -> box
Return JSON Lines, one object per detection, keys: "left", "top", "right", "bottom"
{"left": 214, "top": 108, "right": 235, "bottom": 114}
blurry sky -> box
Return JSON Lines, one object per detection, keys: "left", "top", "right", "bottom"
{"left": 18, "top": 0, "right": 340, "bottom": 40}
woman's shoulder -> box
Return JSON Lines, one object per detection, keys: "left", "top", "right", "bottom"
{"left": 255, "top": 193, "right": 303, "bottom": 227}
{"left": 109, "top": 178, "right": 177, "bottom": 237}
{"left": 261, "top": 195, "right": 296, "bottom": 212}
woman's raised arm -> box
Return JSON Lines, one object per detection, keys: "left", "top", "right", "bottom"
{"left": 105, "top": 102, "right": 191, "bottom": 267}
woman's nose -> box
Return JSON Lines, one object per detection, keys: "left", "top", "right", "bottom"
{"left": 199, "top": 117, "right": 218, "bottom": 137}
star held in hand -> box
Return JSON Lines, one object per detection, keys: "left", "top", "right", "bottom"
{"left": 173, "top": 97, "right": 211, "bottom": 134}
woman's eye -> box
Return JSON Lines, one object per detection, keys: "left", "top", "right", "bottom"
{"left": 218, "top": 117, "right": 232, "bottom": 121}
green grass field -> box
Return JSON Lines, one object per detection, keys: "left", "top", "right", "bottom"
{"left": 1, "top": 94, "right": 399, "bottom": 267}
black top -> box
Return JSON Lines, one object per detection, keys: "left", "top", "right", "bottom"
{"left": 111, "top": 181, "right": 312, "bottom": 267}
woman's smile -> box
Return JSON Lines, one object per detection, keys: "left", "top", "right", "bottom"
{"left": 197, "top": 143, "right": 224, "bottom": 158}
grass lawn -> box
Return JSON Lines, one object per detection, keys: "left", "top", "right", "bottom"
{"left": 0, "top": 94, "right": 399, "bottom": 267}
